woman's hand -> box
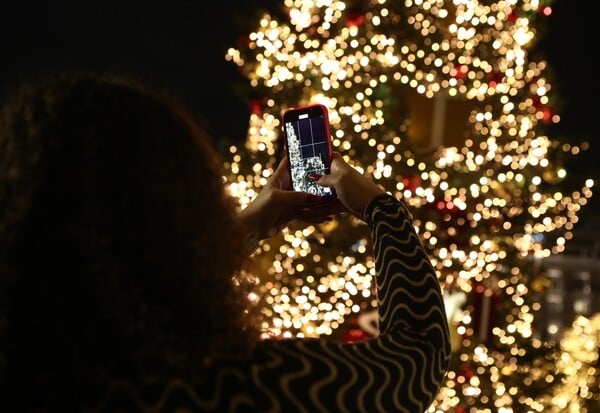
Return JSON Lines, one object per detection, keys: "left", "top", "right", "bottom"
{"left": 238, "top": 157, "right": 338, "bottom": 241}
{"left": 313, "top": 152, "right": 386, "bottom": 221}
{"left": 239, "top": 152, "right": 386, "bottom": 245}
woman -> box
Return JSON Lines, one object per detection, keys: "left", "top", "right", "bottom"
{"left": 0, "top": 72, "right": 450, "bottom": 412}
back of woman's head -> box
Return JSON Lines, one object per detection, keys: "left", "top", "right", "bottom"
{"left": 0, "top": 72, "right": 258, "bottom": 405}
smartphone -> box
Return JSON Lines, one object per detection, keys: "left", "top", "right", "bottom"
{"left": 282, "top": 103, "right": 335, "bottom": 201}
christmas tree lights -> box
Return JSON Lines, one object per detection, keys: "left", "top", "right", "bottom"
{"left": 222, "top": 0, "right": 597, "bottom": 410}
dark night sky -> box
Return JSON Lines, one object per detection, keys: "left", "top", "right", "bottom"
{"left": 0, "top": 1, "right": 269, "bottom": 143}
{"left": 1, "top": 1, "right": 597, "bottom": 171}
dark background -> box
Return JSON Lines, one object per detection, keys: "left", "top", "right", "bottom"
{"left": 0, "top": 1, "right": 274, "bottom": 143}
{"left": 1, "top": 1, "right": 597, "bottom": 192}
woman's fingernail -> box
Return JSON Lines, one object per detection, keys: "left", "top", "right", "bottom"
{"left": 309, "top": 173, "right": 321, "bottom": 181}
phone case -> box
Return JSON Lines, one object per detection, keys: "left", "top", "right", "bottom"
{"left": 282, "top": 104, "right": 335, "bottom": 199}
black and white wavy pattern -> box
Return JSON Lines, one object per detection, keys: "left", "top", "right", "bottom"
{"left": 90, "top": 195, "right": 451, "bottom": 413}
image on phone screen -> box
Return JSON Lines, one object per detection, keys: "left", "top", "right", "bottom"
{"left": 284, "top": 113, "right": 333, "bottom": 197}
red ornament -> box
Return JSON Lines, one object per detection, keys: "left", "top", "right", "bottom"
{"left": 450, "top": 65, "right": 468, "bottom": 80}
{"left": 541, "top": 106, "right": 555, "bottom": 124}
{"left": 346, "top": 11, "right": 365, "bottom": 27}
{"left": 487, "top": 72, "right": 504, "bottom": 88}
{"left": 249, "top": 99, "right": 263, "bottom": 115}
{"left": 460, "top": 363, "right": 474, "bottom": 379}
{"left": 507, "top": 11, "right": 519, "bottom": 23}
{"left": 341, "top": 328, "right": 370, "bottom": 343}
{"left": 401, "top": 175, "right": 421, "bottom": 192}
{"left": 531, "top": 96, "right": 543, "bottom": 109}
{"left": 340, "top": 314, "right": 376, "bottom": 343}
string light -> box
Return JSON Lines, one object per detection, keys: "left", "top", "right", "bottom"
{"left": 223, "top": 0, "right": 597, "bottom": 409}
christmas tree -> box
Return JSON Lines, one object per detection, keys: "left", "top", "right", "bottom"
{"left": 222, "top": 0, "right": 598, "bottom": 410}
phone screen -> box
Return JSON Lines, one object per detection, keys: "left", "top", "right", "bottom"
{"left": 283, "top": 104, "right": 334, "bottom": 198}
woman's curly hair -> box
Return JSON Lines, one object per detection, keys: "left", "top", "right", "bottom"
{"left": 0, "top": 72, "right": 260, "bottom": 404}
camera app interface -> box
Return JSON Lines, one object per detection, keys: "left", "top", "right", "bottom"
{"left": 285, "top": 113, "right": 333, "bottom": 197}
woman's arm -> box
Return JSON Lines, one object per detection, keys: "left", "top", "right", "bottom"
{"left": 235, "top": 150, "right": 452, "bottom": 412}
{"left": 367, "top": 194, "right": 451, "bottom": 407}
{"left": 238, "top": 194, "right": 450, "bottom": 413}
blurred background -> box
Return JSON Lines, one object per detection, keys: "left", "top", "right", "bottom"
{"left": 1, "top": 1, "right": 599, "bottom": 409}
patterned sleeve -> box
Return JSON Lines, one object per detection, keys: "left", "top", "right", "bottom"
{"left": 240, "top": 194, "right": 451, "bottom": 413}
{"left": 85, "top": 195, "right": 451, "bottom": 413}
